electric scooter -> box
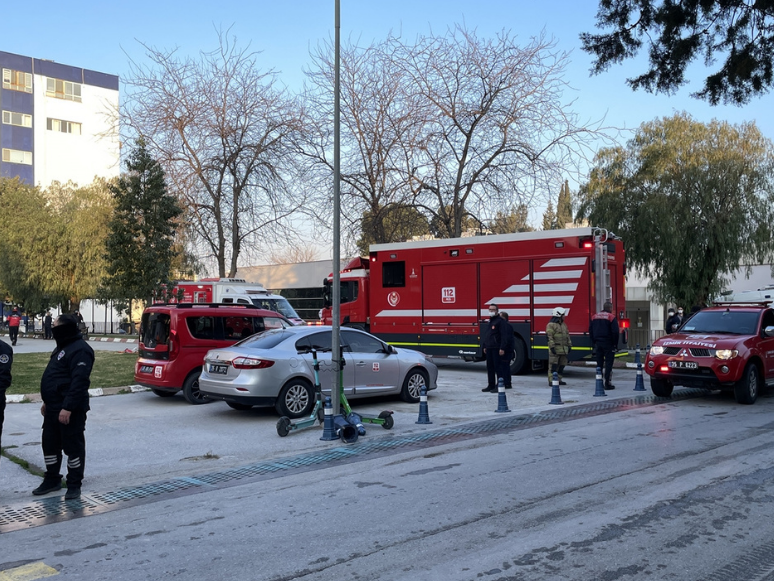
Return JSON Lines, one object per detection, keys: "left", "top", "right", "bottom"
{"left": 276, "top": 347, "right": 327, "bottom": 437}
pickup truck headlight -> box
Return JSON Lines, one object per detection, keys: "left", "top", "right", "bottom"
{"left": 650, "top": 346, "right": 664, "bottom": 355}
{"left": 715, "top": 349, "right": 739, "bottom": 360}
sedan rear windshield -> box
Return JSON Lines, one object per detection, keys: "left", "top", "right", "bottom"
{"left": 236, "top": 328, "right": 290, "bottom": 349}
{"left": 681, "top": 311, "right": 760, "bottom": 335}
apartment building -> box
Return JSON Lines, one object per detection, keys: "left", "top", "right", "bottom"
{"left": 0, "top": 50, "right": 119, "bottom": 187}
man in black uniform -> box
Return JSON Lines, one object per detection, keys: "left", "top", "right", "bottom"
{"left": 0, "top": 339, "right": 12, "bottom": 456}
{"left": 44, "top": 311, "right": 53, "bottom": 340}
{"left": 32, "top": 314, "right": 94, "bottom": 500}
{"left": 589, "top": 301, "right": 620, "bottom": 390}
{"left": 481, "top": 304, "right": 510, "bottom": 392}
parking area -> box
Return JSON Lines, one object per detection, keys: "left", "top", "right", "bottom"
{"left": 1, "top": 360, "right": 639, "bottom": 504}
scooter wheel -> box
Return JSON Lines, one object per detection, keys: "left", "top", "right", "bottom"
{"left": 276, "top": 416, "right": 291, "bottom": 437}
{"left": 317, "top": 407, "right": 325, "bottom": 425}
{"left": 378, "top": 411, "right": 394, "bottom": 430}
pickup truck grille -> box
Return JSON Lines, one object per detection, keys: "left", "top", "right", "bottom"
{"left": 662, "top": 346, "right": 712, "bottom": 357}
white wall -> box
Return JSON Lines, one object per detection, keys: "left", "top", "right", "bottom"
{"left": 33, "top": 75, "right": 119, "bottom": 188}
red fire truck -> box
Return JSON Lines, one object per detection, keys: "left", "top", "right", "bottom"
{"left": 321, "top": 227, "right": 628, "bottom": 373}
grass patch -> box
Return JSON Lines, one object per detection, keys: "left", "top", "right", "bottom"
{"left": 7, "top": 351, "right": 137, "bottom": 395}
{"left": 0, "top": 448, "right": 45, "bottom": 477}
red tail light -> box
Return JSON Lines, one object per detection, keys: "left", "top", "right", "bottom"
{"left": 582, "top": 242, "right": 593, "bottom": 249}
{"left": 659, "top": 365, "right": 669, "bottom": 372}
{"left": 232, "top": 357, "right": 275, "bottom": 369}
{"left": 620, "top": 318, "right": 630, "bottom": 329}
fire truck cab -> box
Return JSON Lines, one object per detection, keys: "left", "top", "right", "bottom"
{"left": 322, "top": 227, "right": 628, "bottom": 373}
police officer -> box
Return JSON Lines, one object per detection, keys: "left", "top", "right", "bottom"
{"left": 590, "top": 301, "right": 620, "bottom": 390}
{"left": 0, "top": 338, "right": 12, "bottom": 455}
{"left": 481, "top": 304, "right": 510, "bottom": 392}
{"left": 32, "top": 314, "right": 94, "bottom": 500}
{"left": 547, "top": 307, "right": 572, "bottom": 386}
{"left": 8, "top": 307, "right": 21, "bottom": 346}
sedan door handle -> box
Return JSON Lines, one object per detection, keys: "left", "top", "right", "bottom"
{"left": 356, "top": 361, "right": 366, "bottom": 366}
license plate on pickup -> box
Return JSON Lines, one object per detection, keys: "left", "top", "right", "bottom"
{"left": 668, "top": 360, "right": 698, "bottom": 369}
{"left": 209, "top": 364, "right": 229, "bottom": 375}
{"left": 139, "top": 365, "right": 154, "bottom": 374}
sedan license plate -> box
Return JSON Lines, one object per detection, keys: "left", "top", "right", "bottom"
{"left": 139, "top": 365, "right": 154, "bottom": 374}
{"left": 668, "top": 360, "right": 698, "bottom": 369}
{"left": 209, "top": 364, "right": 229, "bottom": 375}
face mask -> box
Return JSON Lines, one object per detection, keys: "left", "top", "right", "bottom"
{"left": 678, "top": 310, "right": 683, "bottom": 315}
{"left": 488, "top": 310, "right": 497, "bottom": 315}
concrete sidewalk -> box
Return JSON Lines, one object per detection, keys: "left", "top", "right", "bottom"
{"left": 1, "top": 362, "right": 641, "bottom": 504}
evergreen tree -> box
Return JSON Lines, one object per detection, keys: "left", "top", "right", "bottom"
{"left": 541, "top": 200, "right": 556, "bottom": 231}
{"left": 555, "top": 181, "right": 573, "bottom": 229}
{"left": 103, "top": 140, "right": 182, "bottom": 305}
{"left": 490, "top": 205, "right": 534, "bottom": 234}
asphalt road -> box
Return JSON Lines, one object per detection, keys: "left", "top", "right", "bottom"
{"left": 4, "top": 361, "right": 774, "bottom": 580}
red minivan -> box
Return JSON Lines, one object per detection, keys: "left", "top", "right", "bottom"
{"left": 135, "top": 303, "right": 292, "bottom": 404}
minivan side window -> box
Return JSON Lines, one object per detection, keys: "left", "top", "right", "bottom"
{"left": 187, "top": 316, "right": 215, "bottom": 340}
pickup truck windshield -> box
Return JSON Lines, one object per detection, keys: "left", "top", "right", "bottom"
{"left": 680, "top": 311, "right": 760, "bottom": 335}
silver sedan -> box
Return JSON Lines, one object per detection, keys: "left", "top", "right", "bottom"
{"left": 199, "top": 325, "right": 438, "bottom": 418}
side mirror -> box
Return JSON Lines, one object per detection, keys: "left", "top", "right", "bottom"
{"left": 385, "top": 344, "right": 396, "bottom": 354}
{"left": 764, "top": 326, "right": 774, "bottom": 338}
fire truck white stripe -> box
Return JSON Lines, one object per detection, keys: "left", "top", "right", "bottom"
{"left": 376, "top": 309, "right": 480, "bottom": 318}
{"left": 486, "top": 295, "right": 574, "bottom": 305}
{"left": 487, "top": 297, "right": 530, "bottom": 305}
{"left": 534, "top": 295, "right": 574, "bottom": 304}
{"left": 535, "top": 283, "right": 578, "bottom": 292}
{"left": 523, "top": 270, "right": 583, "bottom": 281}
{"left": 503, "top": 285, "right": 530, "bottom": 293}
{"left": 491, "top": 308, "right": 572, "bottom": 317}
{"left": 541, "top": 257, "right": 588, "bottom": 268}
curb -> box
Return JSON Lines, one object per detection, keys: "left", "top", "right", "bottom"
{"left": 0, "top": 333, "right": 138, "bottom": 343}
{"left": 5, "top": 385, "right": 149, "bottom": 404}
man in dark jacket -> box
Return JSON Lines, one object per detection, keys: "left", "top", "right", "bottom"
{"left": 481, "top": 304, "right": 510, "bottom": 392}
{"left": 499, "top": 312, "right": 514, "bottom": 389}
{"left": 32, "top": 314, "right": 95, "bottom": 500}
{"left": 8, "top": 307, "right": 21, "bottom": 346}
{"left": 665, "top": 308, "right": 683, "bottom": 334}
{"left": 44, "top": 311, "right": 53, "bottom": 340}
{"left": 0, "top": 339, "right": 12, "bottom": 454}
{"left": 589, "top": 301, "right": 620, "bottom": 390}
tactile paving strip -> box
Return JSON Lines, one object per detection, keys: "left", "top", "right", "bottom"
{"left": 0, "top": 389, "right": 709, "bottom": 533}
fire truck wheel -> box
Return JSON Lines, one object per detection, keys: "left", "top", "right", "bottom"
{"left": 183, "top": 371, "right": 213, "bottom": 405}
{"left": 276, "top": 379, "right": 315, "bottom": 418}
{"left": 650, "top": 377, "right": 673, "bottom": 398}
{"left": 510, "top": 338, "right": 528, "bottom": 375}
{"left": 400, "top": 368, "right": 428, "bottom": 403}
{"left": 734, "top": 363, "right": 759, "bottom": 405}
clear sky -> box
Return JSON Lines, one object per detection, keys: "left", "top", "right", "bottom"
{"left": 2, "top": 0, "right": 771, "bottom": 229}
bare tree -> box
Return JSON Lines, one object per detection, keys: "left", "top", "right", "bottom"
{"left": 123, "top": 31, "right": 307, "bottom": 277}
{"left": 391, "top": 26, "right": 605, "bottom": 238}
{"left": 302, "top": 38, "right": 429, "bottom": 248}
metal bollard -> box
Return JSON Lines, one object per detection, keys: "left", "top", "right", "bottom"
{"left": 319, "top": 396, "right": 338, "bottom": 441}
{"left": 495, "top": 377, "right": 511, "bottom": 413}
{"left": 633, "top": 343, "right": 646, "bottom": 391}
{"left": 416, "top": 384, "right": 432, "bottom": 424}
{"left": 549, "top": 371, "right": 563, "bottom": 405}
{"left": 593, "top": 366, "right": 607, "bottom": 397}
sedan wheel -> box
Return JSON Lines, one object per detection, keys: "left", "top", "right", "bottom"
{"left": 400, "top": 368, "right": 428, "bottom": 403}
{"left": 734, "top": 363, "right": 759, "bottom": 405}
{"left": 275, "top": 379, "right": 314, "bottom": 418}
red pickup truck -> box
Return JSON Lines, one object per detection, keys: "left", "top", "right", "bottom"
{"left": 645, "top": 304, "right": 774, "bottom": 404}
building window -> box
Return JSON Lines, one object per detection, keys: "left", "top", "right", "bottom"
{"left": 1, "top": 148, "right": 33, "bottom": 165}
{"left": 45, "top": 77, "right": 82, "bottom": 103}
{"left": 2, "top": 69, "right": 33, "bottom": 93}
{"left": 47, "top": 118, "right": 81, "bottom": 135}
{"left": 2, "top": 110, "right": 33, "bottom": 128}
